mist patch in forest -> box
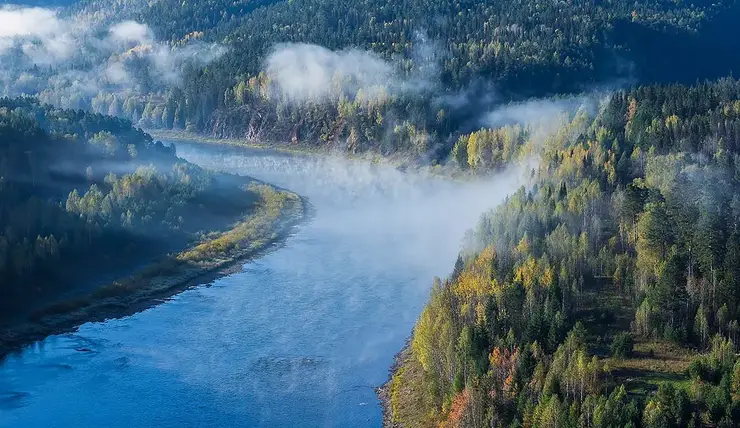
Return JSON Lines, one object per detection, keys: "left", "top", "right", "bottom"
{"left": 0, "top": 5, "right": 226, "bottom": 101}
{"left": 263, "top": 32, "right": 440, "bottom": 103}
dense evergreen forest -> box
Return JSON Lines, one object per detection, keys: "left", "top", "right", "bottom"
{"left": 387, "top": 79, "right": 740, "bottom": 427}
{"left": 34, "top": 0, "right": 740, "bottom": 161}
{"left": 0, "top": 97, "right": 259, "bottom": 322}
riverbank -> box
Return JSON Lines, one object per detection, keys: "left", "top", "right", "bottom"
{"left": 0, "top": 183, "right": 306, "bottom": 359}
{"left": 147, "top": 129, "right": 326, "bottom": 157}
{"left": 377, "top": 340, "right": 439, "bottom": 428}
{"left": 376, "top": 340, "right": 412, "bottom": 428}
{"left": 147, "top": 129, "right": 482, "bottom": 182}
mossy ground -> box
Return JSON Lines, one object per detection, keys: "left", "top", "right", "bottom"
{"left": 577, "top": 277, "right": 697, "bottom": 399}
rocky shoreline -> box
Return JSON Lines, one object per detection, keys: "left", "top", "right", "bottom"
{"left": 377, "top": 341, "right": 411, "bottom": 428}
{"left": 0, "top": 185, "right": 307, "bottom": 359}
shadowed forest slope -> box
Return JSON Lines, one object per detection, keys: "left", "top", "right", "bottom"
{"left": 0, "top": 97, "right": 273, "bottom": 326}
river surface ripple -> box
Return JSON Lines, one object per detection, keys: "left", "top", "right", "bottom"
{"left": 0, "top": 142, "right": 519, "bottom": 427}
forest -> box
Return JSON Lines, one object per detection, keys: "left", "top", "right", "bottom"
{"left": 6, "top": 0, "right": 740, "bottom": 426}
{"left": 18, "top": 0, "right": 740, "bottom": 163}
{"left": 0, "top": 97, "right": 260, "bottom": 324}
{"left": 387, "top": 79, "right": 740, "bottom": 427}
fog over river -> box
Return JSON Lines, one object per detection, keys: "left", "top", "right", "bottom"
{"left": 0, "top": 142, "right": 524, "bottom": 427}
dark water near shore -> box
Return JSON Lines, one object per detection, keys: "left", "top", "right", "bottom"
{"left": 0, "top": 143, "right": 521, "bottom": 427}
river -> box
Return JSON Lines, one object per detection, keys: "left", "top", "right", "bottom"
{"left": 0, "top": 142, "right": 521, "bottom": 427}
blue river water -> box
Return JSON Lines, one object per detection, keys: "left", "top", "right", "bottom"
{"left": 0, "top": 142, "right": 520, "bottom": 427}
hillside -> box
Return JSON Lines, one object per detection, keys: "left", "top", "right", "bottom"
{"left": 3, "top": 0, "right": 739, "bottom": 163}
{"left": 0, "top": 97, "right": 301, "bottom": 340}
{"left": 385, "top": 78, "right": 740, "bottom": 427}
{"left": 83, "top": 0, "right": 740, "bottom": 90}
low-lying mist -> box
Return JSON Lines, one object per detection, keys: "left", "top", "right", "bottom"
{"left": 175, "top": 143, "right": 529, "bottom": 278}
{"left": 126, "top": 142, "right": 532, "bottom": 422}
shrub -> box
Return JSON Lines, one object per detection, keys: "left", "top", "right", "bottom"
{"left": 611, "top": 332, "right": 633, "bottom": 359}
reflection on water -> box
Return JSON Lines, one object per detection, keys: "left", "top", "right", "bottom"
{"left": 0, "top": 143, "right": 523, "bottom": 428}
